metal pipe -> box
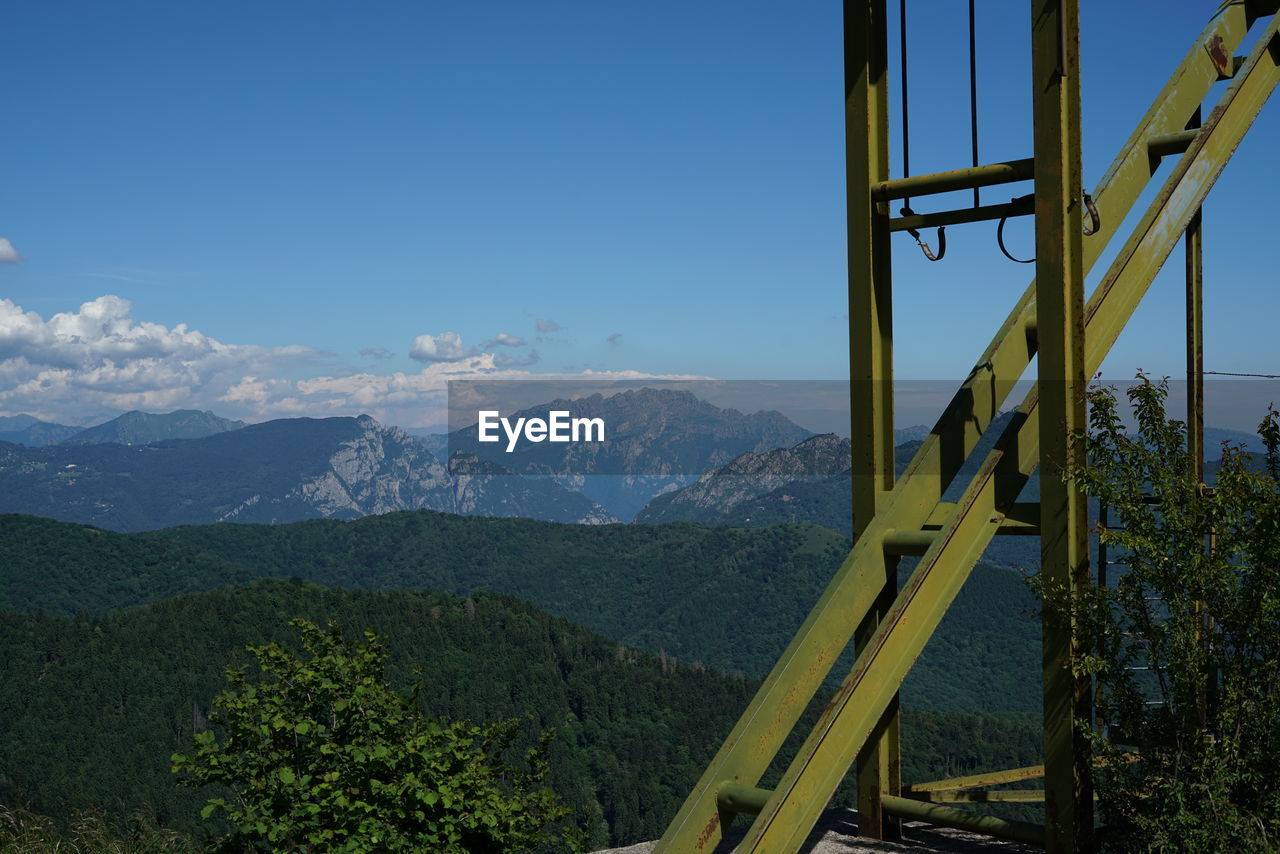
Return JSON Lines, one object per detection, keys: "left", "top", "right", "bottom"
{"left": 880, "top": 795, "right": 1047, "bottom": 846}
{"left": 889, "top": 196, "right": 1035, "bottom": 232}
{"left": 716, "top": 783, "right": 771, "bottom": 816}
{"left": 873, "top": 158, "right": 1034, "bottom": 202}
{"left": 1147, "top": 128, "right": 1200, "bottom": 160}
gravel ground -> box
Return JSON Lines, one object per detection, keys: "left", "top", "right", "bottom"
{"left": 594, "top": 808, "right": 1039, "bottom": 853}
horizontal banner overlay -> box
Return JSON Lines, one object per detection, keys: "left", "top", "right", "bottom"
{"left": 442, "top": 379, "right": 1276, "bottom": 477}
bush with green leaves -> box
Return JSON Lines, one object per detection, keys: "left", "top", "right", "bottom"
{"left": 171, "top": 619, "right": 575, "bottom": 853}
{"left": 1047, "top": 376, "right": 1280, "bottom": 852}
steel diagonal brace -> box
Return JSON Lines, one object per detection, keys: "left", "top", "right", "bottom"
{"left": 737, "top": 16, "right": 1280, "bottom": 852}
{"left": 651, "top": 4, "right": 1276, "bottom": 852}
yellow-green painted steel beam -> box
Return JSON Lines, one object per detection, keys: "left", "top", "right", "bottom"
{"left": 847, "top": 0, "right": 900, "bottom": 840}
{"left": 909, "top": 763, "right": 1046, "bottom": 793}
{"left": 907, "top": 789, "right": 1048, "bottom": 804}
{"left": 1031, "top": 0, "right": 1092, "bottom": 848}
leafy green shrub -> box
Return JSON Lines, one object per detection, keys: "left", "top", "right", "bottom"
{"left": 1048, "top": 377, "right": 1280, "bottom": 852}
{"left": 172, "top": 619, "right": 575, "bottom": 853}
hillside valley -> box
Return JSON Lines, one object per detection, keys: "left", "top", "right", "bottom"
{"left": 4, "top": 511, "right": 1043, "bottom": 715}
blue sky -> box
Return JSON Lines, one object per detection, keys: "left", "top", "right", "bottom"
{"left": 1, "top": 1, "right": 1276, "bottom": 428}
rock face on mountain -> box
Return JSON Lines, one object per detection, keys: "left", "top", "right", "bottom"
{"left": 635, "top": 434, "right": 853, "bottom": 528}
{"left": 62, "top": 409, "right": 246, "bottom": 445}
{"left": 0, "top": 415, "right": 613, "bottom": 531}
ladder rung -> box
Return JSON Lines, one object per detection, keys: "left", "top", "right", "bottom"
{"left": 890, "top": 196, "right": 1034, "bottom": 232}
{"left": 872, "top": 158, "right": 1034, "bottom": 202}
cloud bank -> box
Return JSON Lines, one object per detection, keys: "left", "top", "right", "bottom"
{"left": 0, "top": 296, "right": 699, "bottom": 429}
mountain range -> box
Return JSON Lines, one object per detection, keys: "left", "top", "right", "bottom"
{"left": 0, "top": 415, "right": 613, "bottom": 531}
{"left": 0, "top": 394, "right": 1265, "bottom": 536}
{"left": 0, "top": 391, "right": 819, "bottom": 528}
{"left": 0, "top": 409, "right": 246, "bottom": 447}
{"left": 61, "top": 409, "right": 246, "bottom": 445}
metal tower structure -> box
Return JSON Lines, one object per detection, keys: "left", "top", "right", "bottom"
{"left": 653, "top": 1, "right": 1280, "bottom": 851}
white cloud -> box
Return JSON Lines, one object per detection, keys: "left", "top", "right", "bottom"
{"left": 536, "top": 319, "right": 561, "bottom": 333}
{"left": 485, "top": 332, "right": 525, "bottom": 348}
{"left": 0, "top": 238, "right": 23, "bottom": 263}
{"left": 409, "top": 331, "right": 479, "bottom": 362}
{"left": 0, "top": 296, "right": 320, "bottom": 423}
{"left": 0, "top": 296, "right": 706, "bottom": 429}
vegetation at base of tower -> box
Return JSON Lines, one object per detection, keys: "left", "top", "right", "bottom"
{"left": 171, "top": 619, "right": 576, "bottom": 853}
{"left": 0, "top": 805, "right": 195, "bottom": 853}
{"left": 1041, "top": 376, "right": 1280, "bottom": 852}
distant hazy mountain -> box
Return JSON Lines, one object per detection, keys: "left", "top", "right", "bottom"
{"left": 449, "top": 387, "right": 814, "bottom": 518}
{"left": 62, "top": 409, "right": 246, "bottom": 445}
{"left": 0, "top": 414, "right": 81, "bottom": 446}
{"left": 0, "top": 415, "right": 613, "bottom": 531}
{"left": 894, "top": 424, "right": 932, "bottom": 443}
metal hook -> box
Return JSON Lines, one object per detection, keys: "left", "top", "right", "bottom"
{"left": 997, "top": 190, "right": 1100, "bottom": 263}
{"left": 900, "top": 205, "right": 946, "bottom": 261}
{"left": 997, "top": 194, "right": 1035, "bottom": 263}
{"left": 1082, "top": 189, "right": 1101, "bottom": 236}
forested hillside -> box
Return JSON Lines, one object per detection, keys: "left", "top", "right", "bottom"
{"left": 0, "top": 581, "right": 1042, "bottom": 848}
{"left": 5, "top": 511, "right": 1042, "bottom": 713}
{"left": 0, "top": 581, "right": 752, "bottom": 847}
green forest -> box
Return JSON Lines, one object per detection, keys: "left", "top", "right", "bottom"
{"left": 0, "top": 510, "right": 1047, "bottom": 846}
{"left": 3, "top": 511, "right": 1044, "bottom": 714}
